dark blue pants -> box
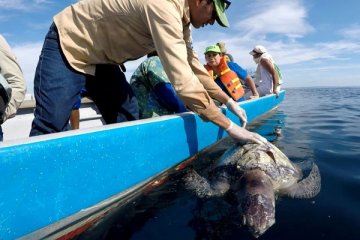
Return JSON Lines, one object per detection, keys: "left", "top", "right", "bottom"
{"left": 30, "top": 24, "right": 139, "bottom": 136}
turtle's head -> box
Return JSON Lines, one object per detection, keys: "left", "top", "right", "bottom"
{"left": 238, "top": 169, "right": 275, "bottom": 238}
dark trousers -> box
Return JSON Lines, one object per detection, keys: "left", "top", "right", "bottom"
{"left": 30, "top": 23, "right": 139, "bottom": 136}
{"left": 85, "top": 65, "right": 139, "bottom": 124}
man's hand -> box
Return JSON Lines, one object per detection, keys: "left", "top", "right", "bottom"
{"left": 273, "top": 89, "right": 279, "bottom": 97}
{"left": 249, "top": 94, "right": 259, "bottom": 100}
{"left": 226, "top": 98, "right": 247, "bottom": 127}
{"left": 226, "top": 121, "right": 267, "bottom": 144}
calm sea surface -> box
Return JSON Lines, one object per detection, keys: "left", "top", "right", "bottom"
{"left": 101, "top": 87, "right": 360, "bottom": 240}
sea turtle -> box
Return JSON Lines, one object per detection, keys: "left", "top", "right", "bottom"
{"left": 183, "top": 142, "right": 321, "bottom": 238}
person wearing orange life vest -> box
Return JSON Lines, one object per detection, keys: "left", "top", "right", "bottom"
{"left": 204, "top": 45, "right": 259, "bottom": 101}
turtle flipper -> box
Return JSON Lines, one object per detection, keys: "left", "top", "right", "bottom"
{"left": 183, "top": 169, "right": 230, "bottom": 198}
{"left": 284, "top": 163, "right": 321, "bottom": 199}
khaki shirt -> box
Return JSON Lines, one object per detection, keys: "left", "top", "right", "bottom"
{"left": 54, "top": 0, "right": 223, "bottom": 121}
{"left": 0, "top": 35, "right": 26, "bottom": 122}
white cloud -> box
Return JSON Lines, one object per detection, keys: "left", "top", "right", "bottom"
{"left": 235, "top": 0, "right": 314, "bottom": 39}
{"left": 0, "top": 0, "right": 25, "bottom": 10}
{"left": 0, "top": 0, "right": 50, "bottom": 11}
{"left": 339, "top": 24, "right": 360, "bottom": 40}
{"left": 316, "top": 41, "right": 360, "bottom": 54}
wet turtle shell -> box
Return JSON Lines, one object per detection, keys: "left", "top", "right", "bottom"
{"left": 218, "top": 143, "right": 302, "bottom": 192}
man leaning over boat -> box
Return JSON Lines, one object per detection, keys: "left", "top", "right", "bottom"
{"left": 0, "top": 34, "right": 27, "bottom": 141}
{"left": 29, "top": 0, "right": 267, "bottom": 145}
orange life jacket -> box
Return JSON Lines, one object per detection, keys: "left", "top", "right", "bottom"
{"left": 204, "top": 58, "right": 244, "bottom": 101}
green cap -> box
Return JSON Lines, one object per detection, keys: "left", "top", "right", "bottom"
{"left": 204, "top": 45, "right": 222, "bottom": 54}
{"left": 214, "top": 0, "right": 231, "bottom": 27}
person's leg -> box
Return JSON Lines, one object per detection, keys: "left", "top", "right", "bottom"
{"left": 30, "top": 23, "right": 86, "bottom": 136}
{"left": 70, "top": 109, "right": 80, "bottom": 130}
{"left": 85, "top": 64, "right": 139, "bottom": 124}
{"left": 70, "top": 95, "right": 81, "bottom": 130}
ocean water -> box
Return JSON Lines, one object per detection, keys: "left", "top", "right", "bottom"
{"left": 101, "top": 87, "right": 360, "bottom": 240}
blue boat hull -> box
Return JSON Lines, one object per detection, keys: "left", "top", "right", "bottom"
{"left": 0, "top": 91, "right": 285, "bottom": 239}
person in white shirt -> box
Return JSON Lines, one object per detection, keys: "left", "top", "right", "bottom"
{"left": 247, "top": 45, "right": 282, "bottom": 98}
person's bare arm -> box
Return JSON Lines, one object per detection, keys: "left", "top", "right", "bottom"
{"left": 245, "top": 75, "right": 259, "bottom": 99}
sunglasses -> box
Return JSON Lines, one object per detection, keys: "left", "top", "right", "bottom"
{"left": 205, "top": 52, "right": 220, "bottom": 58}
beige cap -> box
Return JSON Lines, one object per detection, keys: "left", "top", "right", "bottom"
{"left": 249, "top": 45, "right": 267, "bottom": 55}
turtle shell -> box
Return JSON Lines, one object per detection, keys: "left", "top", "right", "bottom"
{"left": 219, "top": 143, "right": 301, "bottom": 190}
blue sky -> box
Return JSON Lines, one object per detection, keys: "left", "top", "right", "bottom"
{"left": 1, "top": 0, "right": 360, "bottom": 96}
